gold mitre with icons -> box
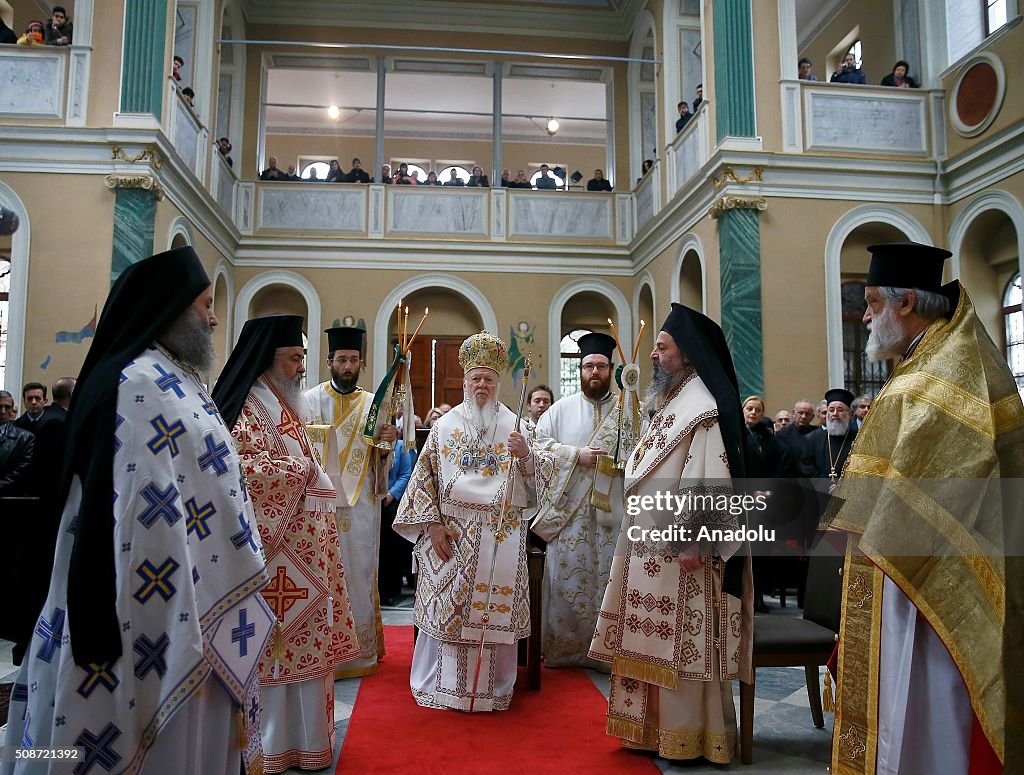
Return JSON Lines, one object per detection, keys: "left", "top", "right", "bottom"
{"left": 458, "top": 330, "right": 507, "bottom": 374}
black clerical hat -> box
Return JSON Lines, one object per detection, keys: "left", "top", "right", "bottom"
{"left": 577, "top": 332, "right": 616, "bottom": 362}
{"left": 824, "top": 388, "right": 855, "bottom": 408}
{"left": 213, "top": 314, "right": 306, "bottom": 431}
{"left": 865, "top": 242, "right": 952, "bottom": 293}
{"left": 325, "top": 326, "right": 365, "bottom": 356}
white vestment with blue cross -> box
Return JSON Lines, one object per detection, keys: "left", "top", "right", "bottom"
{"left": 2, "top": 346, "right": 274, "bottom": 775}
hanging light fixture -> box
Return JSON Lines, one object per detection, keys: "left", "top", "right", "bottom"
{"left": 327, "top": 104, "right": 340, "bottom": 120}
{"left": 545, "top": 117, "right": 560, "bottom": 135}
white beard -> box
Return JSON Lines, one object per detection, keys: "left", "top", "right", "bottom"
{"left": 268, "top": 367, "right": 304, "bottom": 413}
{"left": 866, "top": 303, "right": 906, "bottom": 362}
{"left": 826, "top": 417, "right": 850, "bottom": 436}
{"left": 464, "top": 396, "right": 499, "bottom": 433}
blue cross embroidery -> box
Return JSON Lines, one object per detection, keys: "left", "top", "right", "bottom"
{"left": 153, "top": 364, "right": 185, "bottom": 399}
{"left": 74, "top": 722, "right": 122, "bottom": 774}
{"left": 136, "top": 483, "right": 181, "bottom": 528}
{"left": 198, "top": 434, "right": 231, "bottom": 476}
{"left": 231, "top": 513, "right": 258, "bottom": 552}
{"left": 35, "top": 606, "right": 66, "bottom": 663}
{"left": 192, "top": 566, "right": 200, "bottom": 584}
{"left": 132, "top": 558, "right": 180, "bottom": 604}
{"left": 185, "top": 497, "right": 216, "bottom": 540}
{"left": 133, "top": 633, "right": 170, "bottom": 680}
{"left": 231, "top": 608, "right": 256, "bottom": 657}
{"left": 146, "top": 415, "right": 187, "bottom": 458}
{"left": 201, "top": 399, "right": 219, "bottom": 417}
{"left": 12, "top": 683, "right": 28, "bottom": 703}
{"left": 113, "top": 414, "right": 125, "bottom": 453}
{"left": 76, "top": 663, "right": 119, "bottom": 699}
{"left": 21, "top": 711, "right": 33, "bottom": 749}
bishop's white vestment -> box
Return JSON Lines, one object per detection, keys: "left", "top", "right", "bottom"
{"left": 589, "top": 372, "right": 753, "bottom": 763}
{"left": 394, "top": 402, "right": 532, "bottom": 711}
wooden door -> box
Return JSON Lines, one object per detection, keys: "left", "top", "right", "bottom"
{"left": 436, "top": 338, "right": 467, "bottom": 409}
{"left": 392, "top": 336, "right": 466, "bottom": 421}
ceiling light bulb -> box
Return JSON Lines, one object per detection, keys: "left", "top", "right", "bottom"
{"left": 546, "top": 118, "right": 560, "bottom": 135}
{"left": 327, "top": 105, "right": 340, "bottom": 120}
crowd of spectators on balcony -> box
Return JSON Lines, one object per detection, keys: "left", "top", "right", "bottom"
{"left": 880, "top": 60, "right": 919, "bottom": 88}
{"left": 8, "top": 8, "right": 73, "bottom": 46}
{"left": 258, "top": 156, "right": 612, "bottom": 191}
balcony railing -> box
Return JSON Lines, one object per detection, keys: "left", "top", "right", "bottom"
{"left": 241, "top": 183, "right": 633, "bottom": 245}
{"left": 210, "top": 146, "right": 237, "bottom": 222}
{"left": 784, "top": 81, "right": 940, "bottom": 158}
{"left": 665, "top": 102, "right": 711, "bottom": 199}
{"left": 168, "top": 83, "right": 207, "bottom": 183}
{"left": 634, "top": 159, "right": 660, "bottom": 232}
{"left": 0, "top": 46, "right": 69, "bottom": 120}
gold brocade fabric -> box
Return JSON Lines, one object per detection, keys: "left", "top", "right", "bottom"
{"left": 827, "top": 283, "right": 1024, "bottom": 769}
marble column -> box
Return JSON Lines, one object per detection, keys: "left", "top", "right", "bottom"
{"left": 718, "top": 207, "right": 762, "bottom": 396}
{"left": 712, "top": 0, "right": 763, "bottom": 395}
{"left": 120, "top": 0, "right": 169, "bottom": 117}
{"left": 111, "top": 188, "right": 156, "bottom": 284}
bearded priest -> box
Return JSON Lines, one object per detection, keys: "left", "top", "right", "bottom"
{"left": 802, "top": 388, "right": 857, "bottom": 489}
{"left": 213, "top": 315, "right": 360, "bottom": 773}
{"left": 304, "top": 326, "right": 395, "bottom": 677}
{"left": 394, "top": 331, "right": 534, "bottom": 711}
{"left": 532, "top": 332, "right": 621, "bottom": 668}
{"left": 590, "top": 304, "right": 753, "bottom": 764}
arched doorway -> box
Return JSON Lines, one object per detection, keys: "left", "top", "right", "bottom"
{"left": 958, "top": 209, "right": 1019, "bottom": 344}
{"left": 389, "top": 286, "right": 484, "bottom": 417}
{"left": 837, "top": 221, "right": 909, "bottom": 397}
{"left": 636, "top": 280, "right": 655, "bottom": 385}
{"left": 559, "top": 291, "right": 617, "bottom": 398}
{"left": 678, "top": 249, "right": 704, "bottom": 312}
{"left": 212, "top": 267, "right": 230, "bottom": 372}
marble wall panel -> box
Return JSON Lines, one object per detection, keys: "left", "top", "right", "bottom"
{"left": 806, "top": 90, "right": 927, "bottom": 154}
{"left": 387, "top": 190, "right": 486, "bottom": 235}
{"left": 258, "top": 186, "right": 367, "bottom": 232}
{"left": 509, "top": 194, "right": 613, "bottom": 240}
{"left": 0, "top": 52, "right": 64, "bottom": 117}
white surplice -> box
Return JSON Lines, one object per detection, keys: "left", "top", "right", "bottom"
{"left": 532, "top": 391, "right": 620, "bottom": 668}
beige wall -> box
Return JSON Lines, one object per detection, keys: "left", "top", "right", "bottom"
{"left": 6, "top": 172, "right": 114, "bottom": 389}
{"left": 799, "top": 0, "right": 897, "bottom": 85}
{"left": 942, "top": 23, "right": 1024, "bottom": 160}
{"left": 752, "top": 0, "right": 783, "bottom": 153}
{"left": 230, "top": 265, "right": 632, "bottom": 405}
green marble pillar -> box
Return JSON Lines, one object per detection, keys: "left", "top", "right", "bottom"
{"left": 120, "top": 0, "right": 169, "bottom": 117}
{"left": 712, "top": 0, "right": 762, "bottom": 395}
{"left": 712, "top": 0, "right": 756, "bottom": 141}
{"left": 111, "top": 188, "right": 156, "bottom": 284}
{"left": 718, "top": 207, "right": 762, "bottom": 396}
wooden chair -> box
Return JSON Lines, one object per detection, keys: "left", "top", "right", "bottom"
{"left": 739, "top": 552, "right": 844, "bottom": 765}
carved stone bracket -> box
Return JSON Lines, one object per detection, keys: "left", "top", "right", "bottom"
{"left": 104, "top": 174, "right": 166, "bottom": 201}
{"left": 713, "top": 166, "right": 763, "bottom": 189}
{"left": 111, "top": 144, "right": 163, "bottom": 169}
{"left": 708, "top": 196, "right": 767, "bottom": 220}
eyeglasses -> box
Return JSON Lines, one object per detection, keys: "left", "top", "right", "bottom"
{"left": 581, "top": 363, "right": 610, "bottom": 373}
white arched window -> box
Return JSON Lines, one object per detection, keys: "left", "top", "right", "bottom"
{"left": 559, "top": 329, "right": 589, "bottom": 397}
{"left": 530, "top": 169, "right": 565, "bottom": 189}
{"left": 440, "top": 166, "right": 470, "bottom": 184}
{"left": 301, "top": 161, "right": 330, "bottom": 180}
{"left": 1003, "top": 273, "right": 1023, "bottom": 398}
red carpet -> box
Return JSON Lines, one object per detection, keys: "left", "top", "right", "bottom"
{"left": 337, "top": 626, "right": 660, "bottom": 774}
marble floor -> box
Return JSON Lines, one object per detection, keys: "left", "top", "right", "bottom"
{"left": 0, "top": 594, "right": 831, "bottom": 774}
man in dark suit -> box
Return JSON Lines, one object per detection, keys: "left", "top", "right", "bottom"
{"left": 13, "top": 381, "right": 47, "bottom": 432}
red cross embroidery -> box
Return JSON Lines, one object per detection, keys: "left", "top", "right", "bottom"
{"left": 277, "top": 411, "right": 304, "bottom": 442}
